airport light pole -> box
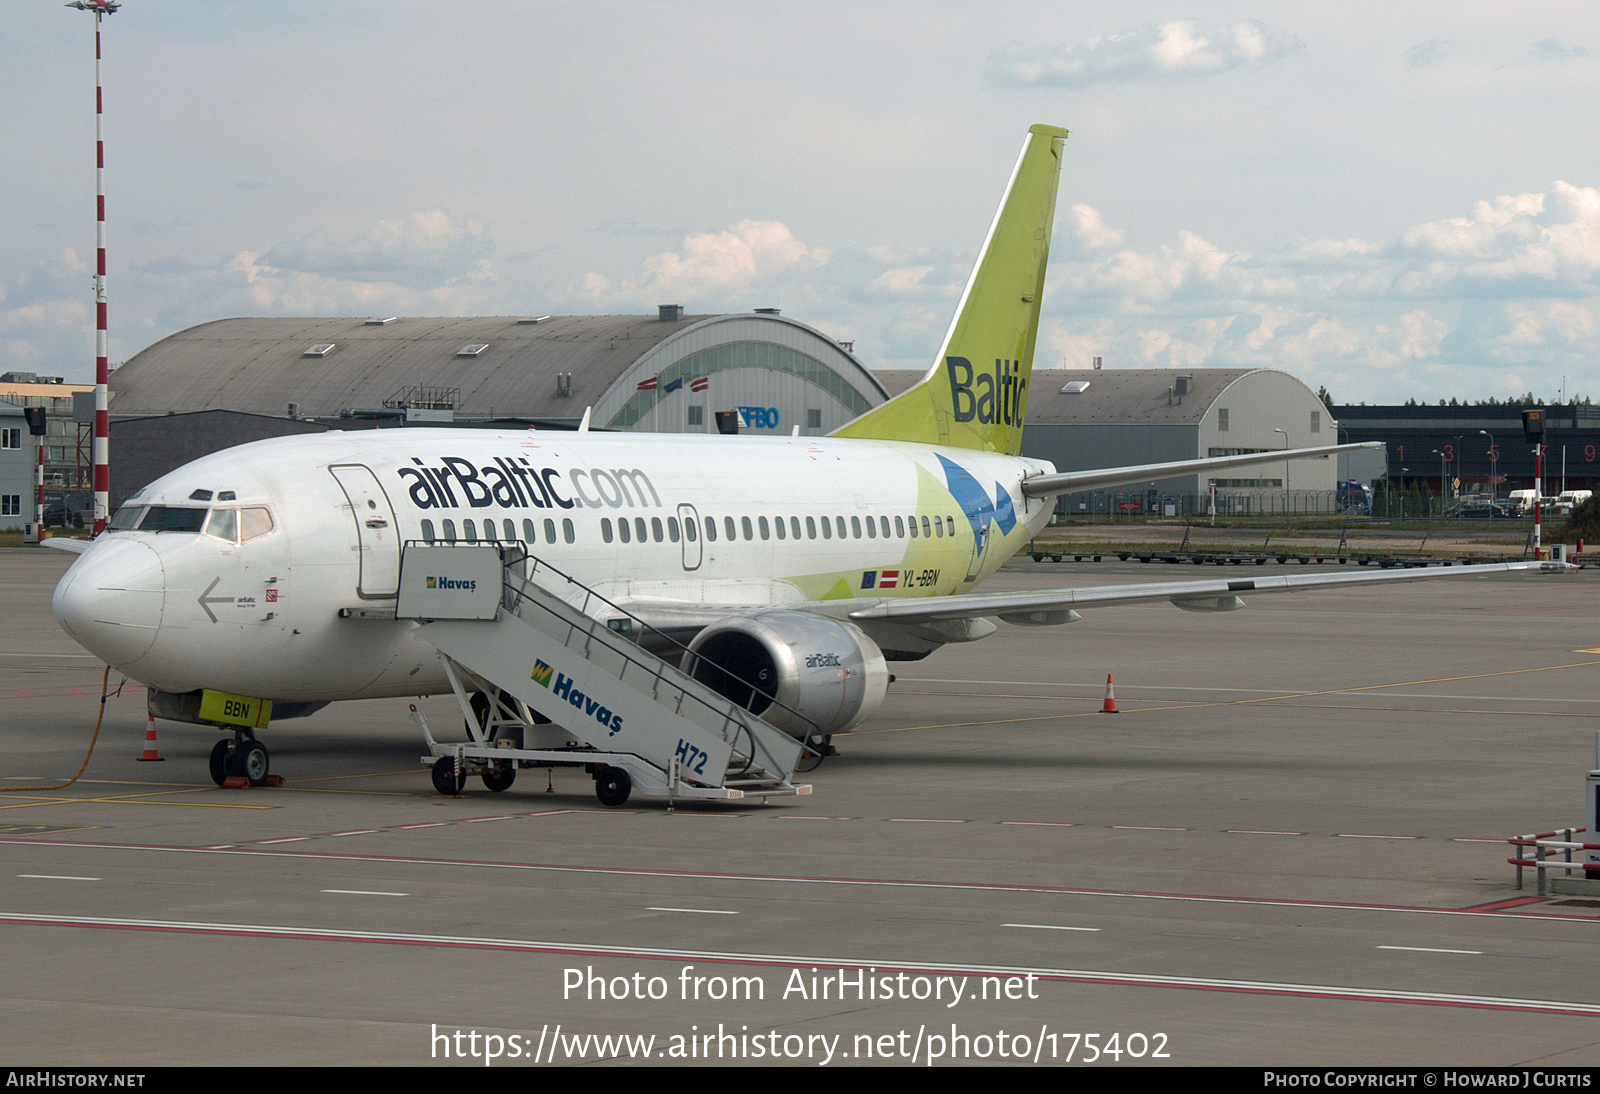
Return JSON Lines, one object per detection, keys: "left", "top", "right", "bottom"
{"left": 1273, "top": 428, "right": 1288, "bottom": 521}
{"left": 68, "top": 0, "right": 119, "bottom": 535}
{"left": 1480, "top": 429, "right": 1497, "bottom": 506}
{"left": 1440, "top": 447, "right": 1452, "bottom": 518}
{"left": 1453, "top": 434, "right": 1463, "bottom": 499}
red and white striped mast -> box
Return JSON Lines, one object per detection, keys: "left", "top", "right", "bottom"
{"left": 68, "top": 0, "right": 119, "bottom": 535}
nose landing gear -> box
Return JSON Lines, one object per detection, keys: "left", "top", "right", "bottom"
{"left": 208, "top": 732, "right": 271, "bottom": 787}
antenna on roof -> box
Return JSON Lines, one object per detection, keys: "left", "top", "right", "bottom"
{"left": 577, "top": 406, "right": 591, "bottom": 433}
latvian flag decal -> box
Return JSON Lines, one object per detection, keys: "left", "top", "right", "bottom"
{"left": 690, "top": 376, "right": 709, "bottom": 392}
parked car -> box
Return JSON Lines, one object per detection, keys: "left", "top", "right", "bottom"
{"left": 42, "top": 493, "right": 89, "bottom": 529}
{"left": 1445, "top": 498, "right": 1516, "bottom": 519}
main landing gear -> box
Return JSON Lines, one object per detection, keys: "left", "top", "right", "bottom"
{"left": 209, "top": 732, "right": 271, "bottom": 787}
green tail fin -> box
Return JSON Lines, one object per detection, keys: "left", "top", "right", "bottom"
{"left": 833, "top": 123, "right": 1067, "bottom": 456}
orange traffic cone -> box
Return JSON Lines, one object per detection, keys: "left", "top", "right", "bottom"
{"left": 137, "top": 715, "right": 165, "bottom": 761}
{"left": 1100, "top": 673, "right": 1119, "bottom": 714}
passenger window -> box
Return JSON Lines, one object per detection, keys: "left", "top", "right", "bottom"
{"left": 523, "top": 519, "right": 536, "bottom": 543}
{"left": 544, "top": 518, "right": 557, "bottom": 544}
{"left": 806, "top": 516, "right": 817, "bottom": 539}
{"left": 881, "top": 516, "right": 891, "bottom": 538}
{"left": 922, "top": 516, "right": 932, "bottom": 538}
{"left": 934, "top": 517, "right": 943, "bottom": 538}
{"left": 443, "top": 519, "right": 458, "bottom": 544}
{"left": 618, "top": 518, "right": 631, "bottom": 543}
{"left": 741, "top": 516, "right": 754, "bottom": 540}
{"left": 821, "top": 517, "right": 832, "bottom": 540}
{"left": 790, "top": 517, "right": 801, "bottom": 539}
{"left": 851, "top": 516, "right": 862, "bottom": 538}
{"left": 946, "top": 516, "right": 955, "bottom": 537}
{"left": 238, "top": 507, "right": 274, "bottom": 542}
{"left": 667, "top": 517, "right": 680, "bottom": 542}
{"left": 705, "top": 516, "right": 717, "bottom": 542}
{"left": 421, "top": 519, "right": 436, "bottom": 544}
{"left": 651, "top": 517, "right": 664, "bottom": 542}
{"left": 601, "top": 518, "right": 613, "bottom": 543}
{"left": 865, "top": 516, "right": 875, "bottom": 539}
{"left": 684, "top": 518, "right": 697, "bottom": 542}
{"left": 635, "top": 517, "right": 648, "bottom": 542}
{"left": 908, "top": 516, "right": 918, "bottom": 538}
{"left": 562, "top": 519, "right": 574, "bottom": 544}
{"left": 504, "top": 519, "right": 516, "bottom": 542}
{"left": 758, "top": 516, "right": 770, "bottom": 540}
{"left": 204, "top": 508, "right": 238, "bottom": 543}
{"left": 895, "top": 515, "right": 905, "bottom": 538}
{"left": 774, "top": 516, "right": 785, "bottom": 540}
{"left": 725, "top": 516, "right": 737, "bottom": 540}
{"left": 836, "top": 516, "right": 847, "bottom": 539}
{"left": 464, "top": 519, "right": 478, "bottom": 543}
{"left": 483, "top": 520, "right": 498, "bottom": 542}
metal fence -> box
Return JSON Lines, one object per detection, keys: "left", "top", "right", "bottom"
{"left": 1053, "top": 491, "right": 1533, "bottom": 522}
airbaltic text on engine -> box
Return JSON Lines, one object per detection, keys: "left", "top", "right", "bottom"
{"left": 396, "top": 456, "right": 660, "bottom": 511}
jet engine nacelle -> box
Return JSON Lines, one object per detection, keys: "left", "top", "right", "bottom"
{"left": 684, "top": 610, "right": 890, "bottom": 736}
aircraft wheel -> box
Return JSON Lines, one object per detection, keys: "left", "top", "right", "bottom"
{"left": 239, "top": 740, "right": 270, "bottom": 787}
{"left": 482, "top": 762, "right": 516, "bottom": 793}
{"left": 432, "top": 756, "right": 467, "bottom": 796}
{"left": 208, "top": 740, "right": 231, "bottom": 787}
{"left": 594, "top": 767, "right": 631, "bottom": 808}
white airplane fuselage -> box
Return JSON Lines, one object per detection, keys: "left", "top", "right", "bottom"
{"left": 52, "top": 429, "right": 1056, "bottom": 704}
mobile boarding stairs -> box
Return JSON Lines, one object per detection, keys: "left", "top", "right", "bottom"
{"left": 393, "top": 543, "right": 812, "bottom": 808}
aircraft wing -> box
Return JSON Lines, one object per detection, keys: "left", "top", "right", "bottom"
{"left": 840, "top": 560, "right": 1567, "bottom": 626}
{"left": 40, "top": 537, "right": 92, "bottom": 556}
{"left": 1020, "top": 442, "right": 1381, "bottom": 498}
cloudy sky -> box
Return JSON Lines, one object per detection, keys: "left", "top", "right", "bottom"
{"left": 4, "top": 2, "right": 1599, "bottom": 404}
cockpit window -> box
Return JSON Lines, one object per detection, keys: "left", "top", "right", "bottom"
{"left": 108, "top": 506, "right": 145, "bottom": 531}
{"left": 138, "top": 506, "right": 208, "bottom": 533}
{"left": 189, "top": 489, "right": 214, "bottom": 501}
{"left": 204, "top": 508, "right": 239, "bottom": 543}
{"left": 217, "top": 491, "right": 236, "bottom": 501}
{"left": 238, "top": 507, "right": 274, "bottom": 543}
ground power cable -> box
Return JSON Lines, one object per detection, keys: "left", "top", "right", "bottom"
{"left": 1, "top": 665, "right": 113, "bottom": 793}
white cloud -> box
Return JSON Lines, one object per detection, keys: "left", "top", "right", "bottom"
{"left": 1530, "top": 39, "right": 1588, "bottom": 64}
{"left": 1068, "top": 204, "right": 1123, "bottom": 250}
{"left": 986, "top": 20, "right": 1302, "bottom": 89}
{"left": 868, "top": 265, "right": 942, "bottom": 297}
{"left": 1038, "top": 187, "right": 1600, "bottom": 399}
{"left": 580, "top": 220, "right": 829, "bottom": 308}
{"left": 1406, "top": 40, "right": 1450, "bottom": 68}
{"left": 263, "top": 210, "right": 492, "bottom": 286}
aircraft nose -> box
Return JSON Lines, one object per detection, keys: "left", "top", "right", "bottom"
{"left": 53, "top": 538, "right": 167, "bottom": 667}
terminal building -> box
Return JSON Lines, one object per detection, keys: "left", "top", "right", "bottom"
{"left": 1332, "top": 403, "right": 1600, "bottom": 498}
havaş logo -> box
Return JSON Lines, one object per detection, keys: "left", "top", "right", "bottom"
{"left": 552, "top": 672, "right": 624, "bottom": 736}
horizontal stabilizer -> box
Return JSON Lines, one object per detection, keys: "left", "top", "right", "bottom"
{"left": 1020, "top": 442, "right": 1381, "bottom": 498}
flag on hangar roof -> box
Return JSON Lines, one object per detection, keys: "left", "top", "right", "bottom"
{"left": 662, "top": 377, "right": 684, "bottom": 393}
{"left": 636, "top": 377, "right": 658, "bottom": 391}
{"left": 690, "top": 376, "right": 709, "bottom": 392}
